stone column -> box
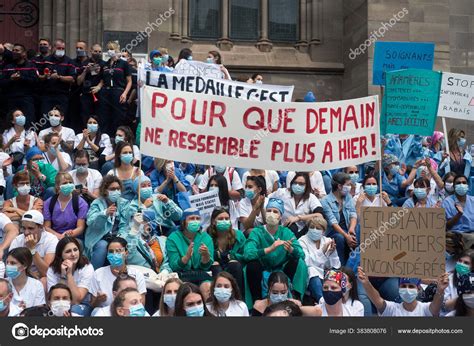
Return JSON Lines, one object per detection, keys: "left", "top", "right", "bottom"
{"left": 40, "top": 0, "right": 53, "bottom": 40}
{"left": 181, "top": 0, "right": 191, "bottom": 43}
{"left": 309, "top": 0, "right": 322, "bottom": 46}
{"left": 170, "top": 0, "right": 181, "bottom": 40}
{"left": 66, "top": 0, "right": 81, "bottom": 54}
{"left": 53, "top": 0, "right": 66, "bottom": 41}
{"left": 256, "top": 0, "right": 272, "bottom": 52}
{"left": 217, "top": 0, "right": 233, "bottom": 50}
{"left": 79, "top": 0, "right": 90, "bottom": 44}
{"left": 295, "top": 0, "right": 308, "bottom": 52}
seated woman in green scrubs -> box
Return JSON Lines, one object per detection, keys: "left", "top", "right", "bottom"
{"left": 166, "top": 208, "right": 214, "bottom": 300}
{"left": 243, "top": 198, "right": 308, "bottom": 308}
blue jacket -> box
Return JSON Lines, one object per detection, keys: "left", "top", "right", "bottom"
{"left": 321, "top": 192, "right": 357, "bottom": 233}
{"left": 385, "top": 135, "right": 423, "bottom": 167}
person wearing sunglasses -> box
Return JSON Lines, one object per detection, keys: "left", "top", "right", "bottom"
{"left": 243, "top": 198, "right": 307, "bottom": 309}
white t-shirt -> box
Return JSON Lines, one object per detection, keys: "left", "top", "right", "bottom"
{"left": 70, "top": 168, "right": 103, "bottom": 192}
{"left": 89, "top": 266, "right": 147, "bottom": 307}
{"left": 102, "top": 144, "right": 141, "bottom": 162}
{"left": 238, "top": 196, "right": 269, "bottom": 229}
{"left": 381, "top": 300, "right": 433, "bottom": 317}
{"left": 9, "top": 232, "right": 58, "bottom": 274}
{"left": 319, "top": 298, "right": 364, "bottom": 316}
{"left": 352, "top": 193, "right": 387, "bottom": 207}
{"left": 9, "top": 276, "right": 45, "bottom": 309}
{"left": 442, "top": 273, "right": 457, "bottom": 316}
{"left": 320, "top": 302, "right": 350, "bottom": 317}
{"left": 206, "top": 300, "right": 249, "bottom": 317}
{"left": 286, "top": 171, "right": 327, "bottom": 198}
{"left": 38, "top": 126, "right": 76, "bottom": 143}
{"left": 198, "top": 168, "right": 243, "bottom": 192}
{"left": 242, "top": 171, "right": 279, "bottom": 194}
{"left": 42, "top": 151, "right": 73, "bottom": 172}
{"left": 7, "top": 302, "right": 22, "bottom": 316}
{"left": 268, "top": 188, "right": 322, "bottom": 231}
{"left": 0, "top": 213, "right": 13, "bottom": 245}
{"left": 74, "top": 133, "right": 111, "bottom": 150}
{"left": 46, "top": 263, "right": 95, "bottom": 291}
{"left": 2, "top": 127, "right": 36, "bottom": 154}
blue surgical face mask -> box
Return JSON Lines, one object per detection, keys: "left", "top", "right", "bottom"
{"left": 364, "top": 185, "right": 378, "bottom": 196}
{"left": 128, "top": 303, "right": 146, "bottom": 317}
{"left": 6, "top": 264, "right": 21, "bottom": 279}
{"left": 187, "top": 220, "right": 201, "bottom": 233}
{"left": 245, "top": 188, "right": 256, "bottom": 200}
{"left": 140, "top": 187, "right": 153, "bottom": 200}
{"left": 107, "top": 252, "right": 124, "bottom": 267}
{"left": 108, "top": 190, "right": 121, "bottom": 203}
{"left": 269, "top": 293, "right": 288, "bottom": 304}
{"left": 49, "top": 116, "right": 61, "bottom": 127}
{"left": 60, "top": 183, "right": 75, "bottom": 196}
{"left": 455, "top": 183, "right": 469, "bottom": 196}
{"left": 121, "top": 153, "right": 134, "bottom": 165}
{"left": 187, "top": 56, "right": 193, "bottom": 61}
{"left": 15, "top": 115, "right": 26, "bottom": 126}
{"left": 291, "top": 184, "right": 305, "bottom": 195}
{"left": 153, "top": 57, "right": 162, "bottom": 65}
{"left": 413, "top": 188, "right": 427, "bottom": 200}
{"left": 0, "top": 297, "right": 9, "bottom": 312}
{"left": 76, "top": 165, "right": 88, "bottom": 174}
{"left": 185, "top": 304, "right": 205, "bottom": 317}
{"left": 341, "top": 185, "right": 351, "bottom": 196}
{"left": 206, "top": 57, "right": 214, "bottom": 64}
{"left": 458, "top": 138, "right": 466, "bottom": 148}
{"left": 87, "top": 123, "right": 98, "bottom": 133}
{"left": 307, "top": 228, "right": 323, "bottom": 241}
{"left": 349, "top": 173, "right": 359, "bottom": 184}
{"left": 209, "top": 186, "right": 219, "bottom": 193}
{"left": 162, "top": 54, "right": 169, "bottom": 62}
{"left": 455, "top": 262, "right": 471, "bottom": 276}
{"left": 115, "top": 135, "right": 124, "bottom": 143}
{"left": 390, "top": 165, "right": 400, "bottom": 175}
{"left": 214, "top": 287, "right": 232, "bottom": 303}
{"left": 163, "top": 294, "right": 176, "bottom": 309}
{"left": 399, "top": 287, "right": 418, "bottom": 303}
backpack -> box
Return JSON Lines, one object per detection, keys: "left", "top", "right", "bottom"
{"left": 49, "top": 193, "right": 79, "bottom": 219}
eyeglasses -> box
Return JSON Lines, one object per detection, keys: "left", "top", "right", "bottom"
{"left": 214, "top": 206, "right": 229, "bottom": 212}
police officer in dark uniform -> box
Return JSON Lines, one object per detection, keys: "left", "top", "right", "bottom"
{"left": 77, "top": 43, "right": 105, "bottom": 128}
{"left": 70, "top": 40, "right": 90, "bottom": 132}
{"left": 97, "top": 41, "right": 132, "bottom": 137}
{"left": 31, "top": 38, "right": 52, "bottom": 124}
{"left": 39, "top": 39, "right": 75, "bottom": 122}
{"left": 0, "top": 44, "right": 38, "bottom": 127}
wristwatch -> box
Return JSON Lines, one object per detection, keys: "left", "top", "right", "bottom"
{"left": 30, "top": 248, "right": 36, "bottom": 256}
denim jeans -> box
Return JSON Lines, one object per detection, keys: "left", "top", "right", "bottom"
{"left": 308, "top": 277, "right": 323, "bottom": 302}
{"left": 91, "top": 240, "right": 108, "bottom": 269}
{"left": 357, "top": 277, "right": 400, "bottom": 316}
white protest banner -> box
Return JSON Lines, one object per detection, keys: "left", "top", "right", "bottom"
{"left": 138, "top": 69, "right": 294, "bottom": 102}
{"left": 140, "top": 87, "right": 381, "bottom": 171}
{"left": 437, "top": 72, "right": 474, "bottom": 120}
{"left": 189, "top": 190, "right": 221, "bottom": 214}
{"left": 173, "top": 60, "right": 224, "bottom": 79}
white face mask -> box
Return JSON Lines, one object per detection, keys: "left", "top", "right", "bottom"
{"left": 266, "top": 212, "right": 280, "bottom": 226}
{"left": 445, "top": 182, "right": 454, "bottom": 193}
{"left": 17, "top": 185, "right": 31, "bottom": 196}
{"left": 50, "top": 300, "right": 71, "bottom": 316}
{"left": 55, "top": 49, "right": 65, "bottom": 57}
{"left": 107, "top": 50, "right": 117, "bottom": 58}
{"left": 341, "top": 185, "right": 351, "bottom": 196}
{"left": 307, "top": 228, "right": 323, "bottom": 241}
{"left": 463, "top": 293, "right": 474, "bottom": 308}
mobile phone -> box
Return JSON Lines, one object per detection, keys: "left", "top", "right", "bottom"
{"left": 75, "top": 184, "right": 83, "bottom": 190}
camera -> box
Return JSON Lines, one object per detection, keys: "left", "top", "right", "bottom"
{"left": 14, "top": 325, "right": 29, "bottom": 338}
{"left": 75, "top": 184, "right": 83, "bottom": 190}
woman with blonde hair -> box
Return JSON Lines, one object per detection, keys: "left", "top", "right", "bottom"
{"left": 153, "top": 277, "right": 183, "bottom": 316}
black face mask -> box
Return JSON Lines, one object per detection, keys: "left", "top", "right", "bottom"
{"left": 91, "top": 53, "right": 102, "bottom": 61}
{"left": 39, "top": 46, "right": 49, "bottom": 54}
{"left": 12, "top": 52, "right": 22, "bottom": 61}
